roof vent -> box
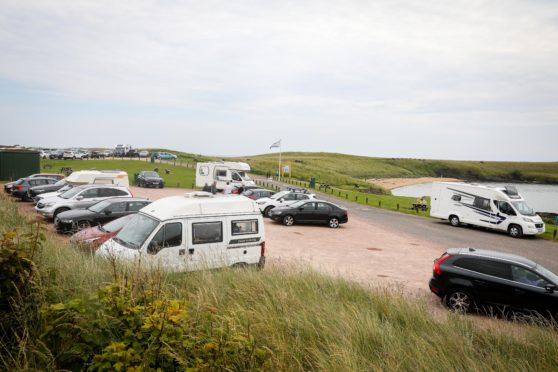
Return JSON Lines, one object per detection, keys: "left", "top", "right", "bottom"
{"left": 468, "top": 248, "right": 476, "bottom": 252}
{"left": 184, "top": 191, "right": 214, "bottom": 198}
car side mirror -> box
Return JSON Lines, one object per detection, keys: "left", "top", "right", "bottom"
{"left": 76, "top": 195, "right": 84, "bottom": 201}
{"left": 496, "top": 212, "right": 500, "bottom": 217}
{"left": 147, "top": 241, "right": 161, "bottom": 255}
{"left": 105, "top": 210, "right": 112, "bottom": 215}
{"left": 299, "top": 207, "right": 304, "bottom": 211}
{"left": 545, "top": 284, "right": 556, "bottom": 293}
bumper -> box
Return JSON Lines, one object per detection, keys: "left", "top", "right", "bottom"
{"left": 257, "top": 256, "right": 266, "bottom": 269}
{"left": 11, "top": 190, "right": 25, "bottom": 198}
{"left": 54, "top": 218, "right": 74, "bottom": 232}
{"left": 35, "top": 206, "right": 55, "bottom": 218}
{"left": 526, "top": 223, "right": 545, "bottom": 235}
{"left": 428, "top": 277, "right": 444, "bottom": 298}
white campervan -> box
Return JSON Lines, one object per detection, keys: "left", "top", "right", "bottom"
{"left": 430, "top": 182, "right": 545, "bottom": 238}
{"left": 195, "top": 162, "right": 256, "bottom": 190}
{"left": 65, "top": 170, "right": 130, "bottom": 187}
{"left": 96, "top": 192, "right": 266, "bottom": 271}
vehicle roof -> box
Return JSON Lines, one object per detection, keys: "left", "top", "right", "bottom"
{"left": 74, "top": 184, "right": 128, "bottom": 190}
{"left": 435, "top": 182, "right": 523, "bottom": 201}
{"left": 448, "top": 248, "right": 536, "bottom": 269}
{"left": 141, "top": 193, "right": 259, "bottom": 220}
{"left": 101, "top": 197, "right": 150, "bottom": 204}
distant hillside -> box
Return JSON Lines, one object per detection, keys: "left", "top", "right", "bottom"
{"left": 231, "top": 152, "right": 558, "bottom": 189}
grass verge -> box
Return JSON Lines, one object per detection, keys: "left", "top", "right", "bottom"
{"left": 2, "top": 193, "right": 558, "bottom": 370}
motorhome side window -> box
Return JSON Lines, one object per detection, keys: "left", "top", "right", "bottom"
{"left": 231, "top": 220, "right": 258, "bottom": 235}
{"left": 451, "top": 195, "right": 461, "bottom": 201}
{"left": 473, "top": 197, "right": 491, "bottom": 211}
{"left": 199, "top": 166, "right": 209, "bottom": 176}
{"left": 147, "top": 222, "right": 183, "bottom": 255}
{"left": 192, "top": 222, "right": 223, "bottom": 244}
{"left": 216, "top": 170, "right": 227, "bottom": 177}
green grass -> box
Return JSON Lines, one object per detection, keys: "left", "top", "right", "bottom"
{"left": 2, "top": 192, "right": 558, "bottom": 370}
{"left": 40, "top": 158, "right": 196, "bottom": 188}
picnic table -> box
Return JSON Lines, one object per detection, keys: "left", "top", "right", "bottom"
{"left": 411, "top": 203, "right": 428, "bottom": 211}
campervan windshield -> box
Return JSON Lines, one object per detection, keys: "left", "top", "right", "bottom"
{"left": 512, "top": 201, "right": 536, "bottom": 216}
{"left": 113, "top": 214, "right": 159, "bottom": 249}
{"left": 237, "top": 171, "right": 251, "bottom": 181}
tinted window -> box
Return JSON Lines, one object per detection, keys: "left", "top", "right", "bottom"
{"left": 80, "top": 188, "right": 99, "bottom": 199}
{"left": 107, "top": 202, "right": 127, "bottom": 213}
{"left": 232, "top": 220, "right": 258, "bottom": 235}
{"left": 473, "top": 197, "right": 491, "bottom": 211}
{"left": 454, "top": 258, "right": 511, "bottom": 280}
{"left": 496, "top": 201, "right": 516, "bottom": 216}
{"left": 99, "top": 188, "right": 128, "bottom": 197}
{"left": 300, "top": 202, "right": 316, "bottom": 210}
{"left": 147, "top": 222, "right": 183, "bottom": 254}
{"left": 128, "top": 201, "right": 148, "bottom": 211}
{"left": 316, "top": 203, "right": 331, "bottom": 211}
{"left": 192, "top": 222, "right": 223, "bottom": 244}
{"left": 511, "top": 265, "right": 549, "bottom": 288}
{"left": 296, "top": 194, "right": 309, "bottom": 200}
{"left": 282, "top": 193, "right": 297, "bottom": 201}
{"left": 216, "top": 170, "right": 227, "bottom": 177}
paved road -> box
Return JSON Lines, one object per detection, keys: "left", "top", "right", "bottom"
{"left": 255, "top": 178, "right": 558, "bottom": 272}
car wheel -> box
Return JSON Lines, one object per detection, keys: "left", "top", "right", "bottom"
{"left": 444, "top": 288, "right": 475, "bottom": 313}
{"left": 449, "top": 215, "right": 460, "bottom": 227}
{"left": 283, "top": 215, "right": 294, "bottom": 226}
{"left": 508, "top": 224, "right": 523, "bottom": 238}
{"left": 53, "top": 207, "right": 70, "bottom": 219}
{"left": 264, "top": 206, "right": 274, "bottom": 218}
{"left": 77, "top": 220, "right": 91, "bottom": 231}
{"left": 328, "top": 217, "right": 340, "bottom": 228}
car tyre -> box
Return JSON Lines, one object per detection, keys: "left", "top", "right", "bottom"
{"left": 444, "top": 287, "right": 475, "bottom": 314}
{"left": 53, "top": 207, "right": 70, "bottom": 219}
{"left": 283, "top": 215, "right": 294, "bottom": 226}
{"left": 449, "top": 215, "right": 460, "bottom": 227}
{"left": 508, "top": 224, "right": 523, "bottom": 238}
{"left": 264, "top": 206, "right": 274, "bottom": 218}
{"left": 77, "top": 220, "right": 91, "bottom": 231}
{"left": 328, "top": 217, "right": 340, "bottom": 228}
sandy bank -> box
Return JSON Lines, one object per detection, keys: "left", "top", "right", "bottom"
{"left": 368, "top": 177, "right": 462, "bottom": 190}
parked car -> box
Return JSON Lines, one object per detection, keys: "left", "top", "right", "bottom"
{"left": 63, "top": 151, "right": 84, "bottom": 160}
{"left": 28, "top": 179, "right": 68, "bottom": 200}
{"left": 11, "top": 177, "right": 59, "bottom": 201}
{"left": 155, "top": 152, "right": 177, "bottom": 160}
{"left": 429, "top": 248, "right": 558, "bottom": 317}
{"left": 4, "top": 173, "right": 64, "bottom": 194}
{"left": 34, "top": 184, "right": 75, "bottom": 204}
{"left": 35, "top": 184, "right": 133, "bottom": 219}
{"left": 50, "top": 149, "right": 65, "bottom": 159}
{"left": 90, "top": 151, "right": 106, "bottom": 159}
{"left": 242, "top": 188, "right": 275, "bottom": 200}
{"left": 136, "top": 171, "right": 164, "bottom": 188}
{"left": 257, "top": 190, "right": 316, "bottom": 217}
{"left": 102, "top": 150, "right": 113, "bottom": 157}
{"left": 70, "top": 214, "right": 135, "bottom": 251}
{"left": 55, "top": 197, "right": 151, "bottom": 233}
{"left": 40, "top": 150, "right": 50, "bottom": 159}
{"left": 268, "top": 200, "right": 348, "bottom": 228}
{"left": 139, "top": 150, "right": 150, "bottom": 158}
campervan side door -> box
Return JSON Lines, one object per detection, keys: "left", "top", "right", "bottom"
{"left": 214, "top": 167, "right": 229, "bottom": 190}
{"left": 143, "top": 220, "right": 191, "bottom": 271}
{"left": 226, "top": 216, "right": 263, "bottom": 266}
{"left": 187, "top": 217, "right": 227, "bottom": 270}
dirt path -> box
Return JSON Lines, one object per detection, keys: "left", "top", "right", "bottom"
{"left": 368, "top": 177, "right": 462, "bottom": 190}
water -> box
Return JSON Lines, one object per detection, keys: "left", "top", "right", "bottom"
{"left": 392, "top": 182, "right": 558, "bottom": 214}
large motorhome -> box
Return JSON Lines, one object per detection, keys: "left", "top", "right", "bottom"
{"left": 65, "top": 170, "right": 130, "bottom": 187}
{"left": 96, "top": 192, "right": 266, "bottom": 271}
{"left": 430, "top": 182, "right": 545, "bottom": 238}
{"left": 114, "top": 144, "right": 132, "bottom": 157}
{"left": 195, "top": 162, "right": 256, "bottom": 190}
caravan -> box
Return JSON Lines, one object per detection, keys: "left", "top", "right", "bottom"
{"left": 196, "top": 162, "right": 256, "bottom": 190}
{"left": 96, "top": 192, "right": 266, "bottom": 271}
{"left": 430, "top": 182, "right": 545, "bottom": 238}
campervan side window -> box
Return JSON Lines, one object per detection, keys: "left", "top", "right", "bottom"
{"left": 147, "top": 222, "right": 183, "bottom": 255}
{"left": 473, "top": 197, "right": 491, "bottom": 211}
{"left": 192, "top": 222, "right": 223, "bottom": 244}
{"left": 199, "top": 166, "right": 209, "bottom": 176}
{"left": 451, "top": 195, "right": 461, "bottom": 201}
{"left": 231, "top": 220, "right": 258, "bottom": 236}
{"left": 216, "top": 170, "right": 227, "bottom": 178}
{"left": 495, "top": 201, "right": 516, "bottom": 216}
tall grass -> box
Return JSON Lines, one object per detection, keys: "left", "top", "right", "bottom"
{"left": 2, "top": 192, "right": 558, "bottom": 370}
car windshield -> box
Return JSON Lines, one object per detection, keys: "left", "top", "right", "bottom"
{"left": 14, "top": 179, "right": 23, "bottom": 185}
{"left": 534, "top": 264, "right": 558, "bottom": 285}
{"left": 54, "top": 179, "right": 66, "bottom": 186}
{"left": 114, "top": 214, "right": 159, "bottom": 250}
{"left": 237, "top": 171, "right": 251, "bottom": 181}
{"left": 100, "top": 215, "right": 133, "bottom": 233}
{"left": 270, "top": 191, "right": 289, "bottom": 200}
{"left": 89, "top": 200, "right": 113, "bottom": 213}
{"left": 60, "top": 187, "right": 84, "bottom": 199}
{"left": 289, "top": 200, "right": 307, "bottom": 208}
{"left": 144, "top": 172, "right": 158, "bottom": 177}
{"left": 511, "top": 201, "right": 536, "bottom": 216}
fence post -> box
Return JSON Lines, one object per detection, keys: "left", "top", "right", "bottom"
{"left": 397, "top": 203, "right": 400, "bottom": 210}
{"left": 345, "top": 193, "right": 348, "bottom": 199}
{"left": 378, "top": 201, "right": 381, "bottom": 208}
{"left": 554, "top": 229, "right": 557, "bottom": 240}
{"left": 366, "top": 197, "right": 368, "bottom": 204}
{"left": 355, "top": 195, "right": 357, "bottom": 202}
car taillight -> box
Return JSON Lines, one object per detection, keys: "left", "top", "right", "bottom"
{"left": 15, "top": 185, "right": 23, "bottom": 190}
{"left": 260, "top": 241, "right": 265, "bottom": 257}
{"left": 433, "top": 253, "right": 451, "bottom": 276}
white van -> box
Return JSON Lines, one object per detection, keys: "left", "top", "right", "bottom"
{"left": 196, "top": 162, "right": 255, "bottom": 191}
{"left": 65, "top": 170, "right": 130, "bottom": 187}
{"left": 96, "top": 192, "right": 266, "bottom": 271}
{"left": 430, "top": 182, "right": 545, "bottom": 238}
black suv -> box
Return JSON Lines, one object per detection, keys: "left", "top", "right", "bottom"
{"left": 136, "top": 171, "right": 164, "bottom": 188}
{"left": 429, "top": 248, "right": 558, "bottom": 317}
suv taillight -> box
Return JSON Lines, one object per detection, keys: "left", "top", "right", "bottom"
{"left": 433, "top": 253, "right": 451, "bottom": 276}
{"left": 15, "top": 185, "right": 23, "bottom": 190}
{"left": 261, "top": 241, "right": 265, "bottom": 257}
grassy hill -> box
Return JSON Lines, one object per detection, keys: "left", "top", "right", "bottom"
{"left": 233, "top": 152, "right": 558, "bottom": 188}
{"left": 1, "top": 193, "right": 558, "bottom": 370}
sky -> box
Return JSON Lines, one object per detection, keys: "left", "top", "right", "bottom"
{"left": 0, "top": 0, "right": 557, "bottom": 161}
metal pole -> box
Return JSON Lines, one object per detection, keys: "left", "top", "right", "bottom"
{"left": 278, "top": 142, "right": 282, "bottom": 181}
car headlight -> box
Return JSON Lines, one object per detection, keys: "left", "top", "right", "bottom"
{"left": 43, "top": 202, "right": 55, "bottom": 207}
{"left": 61, "top": 219, "right": 73, "bottom": 224}
{"left": 522, "top": 217, "right": 534, "bottom": 223}
{"left": 82, "top": 237, "right": 100, "bottom": 244}
{"left": 257, "top": 201, "right": 266, "bottom": 205}
{"left": 273, "top": 211, "right": 282, "bottom": 215}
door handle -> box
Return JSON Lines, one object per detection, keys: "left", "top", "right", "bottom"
{"left": 513, "top": 289, "right": 526, "bottom": 295}
{"left": 179, "top": 249, "right": 185, "bottom": 256}
{"left": 188, "top": 248, "right": 195, "bottom": 255}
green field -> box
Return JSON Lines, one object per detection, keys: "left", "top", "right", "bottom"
{"left": 233, "top": 152, "right": 558, "bottom": 189}
{"left": 41, "top": 158, "right": 196, "bottom": 188}
{"left": 2, "top": 192, "right": 558, "bottom": 370}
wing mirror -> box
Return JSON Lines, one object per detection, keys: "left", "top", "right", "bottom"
{"left": 104, "top": 210, "right": 112, "bottom": 215}
{"left": 545, "top": 284, "right": 556, "bottom": 293}
{"left": 75, "top": 195, "right": 84, "bottom": 201}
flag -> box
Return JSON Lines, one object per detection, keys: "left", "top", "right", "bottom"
{"left": 269, "top": 139, "right": 281, "bottom": 149}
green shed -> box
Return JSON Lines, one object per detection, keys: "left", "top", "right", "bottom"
{"left": 0, "top": 149, "right": 40, "bottom": 181}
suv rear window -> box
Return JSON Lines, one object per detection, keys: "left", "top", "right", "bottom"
{"left": 453, "top": 257, "right": 512, "bottom": 280}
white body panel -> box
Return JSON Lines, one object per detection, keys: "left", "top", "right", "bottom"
{"left": 430, "top": 182, "right": 545, "bottom": 236}
{"left": 96, "top": 193, "right": 265, "bottom": 272}
{"left": 65, "top": 170, "right": 130, "bottom": 187}
{"left": 196, "top": 162, "right": 255, "bottom": 190}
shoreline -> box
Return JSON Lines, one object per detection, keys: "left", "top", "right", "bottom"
{"left": 367, "top": 177, "right": 462, "bottom": 190}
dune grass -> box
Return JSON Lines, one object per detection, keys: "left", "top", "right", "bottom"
{"left": 40, "top": 158, "right": 196, "bottom": 188}
{"left": 2, "top": 192, "right": 558, "bottom": 370}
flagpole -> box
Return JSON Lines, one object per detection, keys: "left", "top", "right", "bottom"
{"left": 278, "top": 141, "right": 282, "bottom": 181}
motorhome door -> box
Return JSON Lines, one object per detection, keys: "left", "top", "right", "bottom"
{"left": 188, "top": 218, "right": 227, "bottom": 270}
{"left": 145, "top": 221, "right": 191, "bottom": 271}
